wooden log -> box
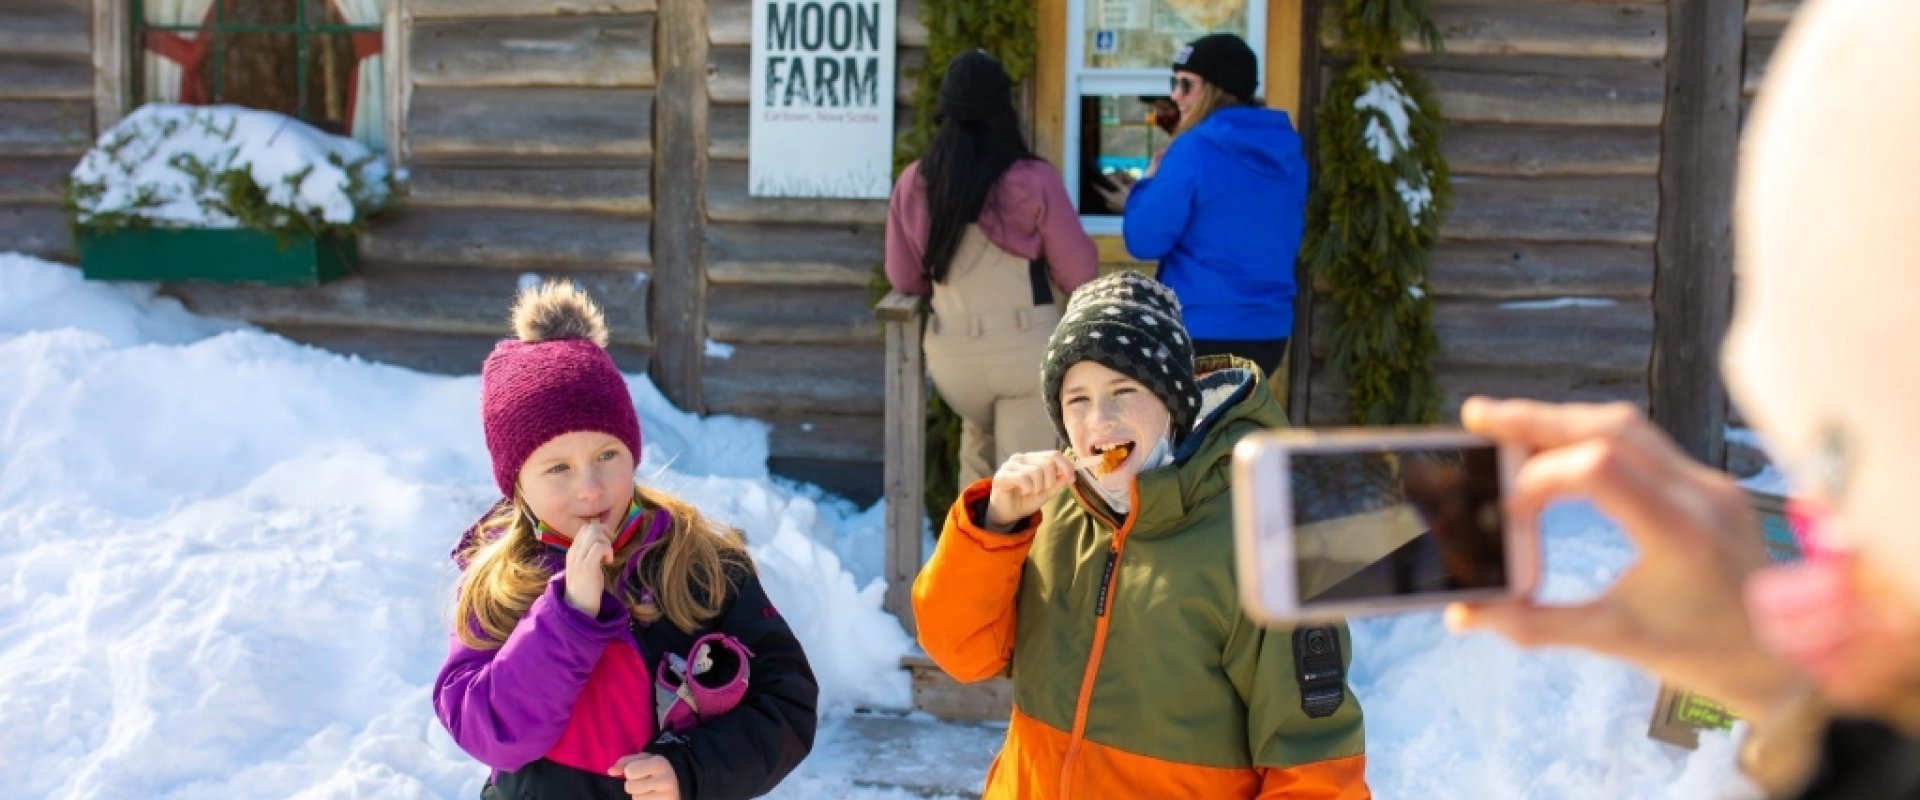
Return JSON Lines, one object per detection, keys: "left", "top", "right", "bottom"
{"left": 704, "top": 342, "right": 885, "bottom": 417}
{"left": 0, "top": 155, "right": 74, "bottom": 202}
{"left": 1305, "top": 359, "right": 1648, "bottom": 425}
{"left": 761, "top": 412, "right": 886, "bottom": 463}
{"left": 708, "top": 0, "right": 928, "bottom": 48}
{"left": 411, "top": 15, "right": 656, "bottom": 88}
{"left": 0, "top": 56, "right": 92, "bottom": 100}
{"left": 0, "top": 1, "right": 91, "bottom": 57}
{"left": 0, "top": 202, "right": 73, "bottom": 257}
{"left": 94, "top": 0, "right": 131, "bottom": 132}
{"left": 362, "top": 207, "right": 652, "bottom": 267}
{"left": 707, "top": 220, "right": 884, "bottom": 274}
{"left": 1746, "top": 0, "right": 1801, "bottom": 27}
{"left": 406, "top": 160, "right": 651, "bottom": 214}
{"left": 880, "top": 292, "right": 927, "bottom": 635}
{"left": 257, "top": 322, "right": 652, "bottom": 375}
{"left": 707, "top": 260, "right": 873, "bottom": 287}
{"left": 1335, "top": 0, "right": 1668, "bottom": 59}
{"left": 1444, "top": 175, "right": 1659, "bottom": 244}
{"left": 0, "top": 98, "right": 92, "bottom": 156}
{"left": 706, "top": 159, "right": 885, "bottom": 225}
{"left": 1427, "top": 242, "right": 1654, "bottom": 299}
{"left": 653, "top": 0, "right": 710, "bottom": 413}
{"left": 411, "top": 0, "right": 657, "bottom": 18}
{"left": 168, "top": 262, "right": 655, "bottom": 346}
{"left": 1443, "top": 124, "right": 1660, "bottom": 177}
{"left": 1409, "top": 54, "right": 1665, "bottom": 127}
{"left": 1308, "top": 297, "right": 1653, "bottom": 375}
{"left": 1652, "top": 0, "right": 1743, "bottom": 465}
{"left": 708, "top": 283, "right": 883, "bottom": 345}
{"left": 409, "top": 87, "right": 652, "bottom": 158}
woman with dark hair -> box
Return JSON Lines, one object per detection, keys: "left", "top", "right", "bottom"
{"left": 886, "top": 49, "right": 1099, "bottom": 487}
{"left": 1120, "top": 33, "right": 1306, "bottom": 380}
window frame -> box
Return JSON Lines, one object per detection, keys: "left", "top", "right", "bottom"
{"left": 1062, "top": 0, "right": 1267, "bottom": 235}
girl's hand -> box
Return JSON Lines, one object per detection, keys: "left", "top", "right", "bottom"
{"left": 609, "top": 753, "right": 680, "bottom": 799}
{"left": 563, "top": 520, "right": 615, "bottom": 616}
{"left": 985, "top": 451, "right": 1075, "bottom": 530}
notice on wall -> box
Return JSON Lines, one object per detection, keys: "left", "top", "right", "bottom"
{"left": 1102, "top": 0, "right": 1146, "bottom": 29}
{"left": 750, "top": 0, "right": 898, "bottom": 198}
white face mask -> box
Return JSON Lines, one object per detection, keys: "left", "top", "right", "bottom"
{"left": 1080, "top": 422, "right": 1174, "bottom": 516}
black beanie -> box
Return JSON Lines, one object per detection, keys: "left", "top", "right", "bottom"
{"left": 1041, "top": 272, "right": 1202, "bottom": 448}
{"left": 938, "top": 49, "right": 1013, "bottom": 123}
{"left": 1172, "top": 33, "right": 1258, "bottom": 102}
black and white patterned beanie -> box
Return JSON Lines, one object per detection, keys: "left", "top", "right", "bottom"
{"left": 1041, "top": 271, "right": 1201, "bottom": 447}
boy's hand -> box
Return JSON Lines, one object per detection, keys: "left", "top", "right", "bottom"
{"left": 985, "top": 451, "right": 1074, "bottom": 530}
{"left": 609, "top": 753, "right": 680, "bottom": 799}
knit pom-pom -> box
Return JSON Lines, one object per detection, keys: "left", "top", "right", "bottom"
{"left": 510, "top": 280, "right": 609, "bottom": 346}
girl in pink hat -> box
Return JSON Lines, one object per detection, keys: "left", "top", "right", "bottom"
{"left": 434, "top": 281, "right": 817, "bottom": 800}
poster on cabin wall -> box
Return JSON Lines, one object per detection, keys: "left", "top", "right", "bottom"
{"left": 750, "top": 0, "right": 897, "bottom": 199}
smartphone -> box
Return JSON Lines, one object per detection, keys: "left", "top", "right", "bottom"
{"left": 1231, "top": 428, "right": 1537, "bottom": 623}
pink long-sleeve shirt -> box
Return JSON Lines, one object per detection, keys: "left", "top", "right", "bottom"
{"left": 885, "top": 159, "right": 1099, "bottom": 296}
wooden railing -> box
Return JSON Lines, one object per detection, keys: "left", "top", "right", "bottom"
{"left": 876, "top": 290, "right": 928, "bottom": 636}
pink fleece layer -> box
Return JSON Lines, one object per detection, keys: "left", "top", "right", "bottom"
{"left": 884, "top": 159, "right": 1098, "bottom": 296}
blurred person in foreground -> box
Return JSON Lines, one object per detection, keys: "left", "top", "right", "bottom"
{"left": 1446, "top": 1, "right": 1920, "bottom": 797}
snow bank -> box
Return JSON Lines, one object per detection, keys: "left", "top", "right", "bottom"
{"left": 70, "top": 104, "right": 390, "bottom": 230}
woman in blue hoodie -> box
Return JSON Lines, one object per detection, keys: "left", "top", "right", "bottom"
{"left": 1121, "top": 33, "right": 1306, "bottom": 379}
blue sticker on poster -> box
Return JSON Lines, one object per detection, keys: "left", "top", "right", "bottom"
{"left": 1093, "top": 30, "right": 1118, "bottom": 55}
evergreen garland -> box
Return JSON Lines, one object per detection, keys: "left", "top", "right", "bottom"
{"left": 870, "top": 0, "right": 1037, "bottom": 523}
{"left": 1302, "top": 0, "right": 1450, "bottom": 424}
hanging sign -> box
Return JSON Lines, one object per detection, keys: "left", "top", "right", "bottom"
{"left": 750, "top": 0, "right": 898, "bottom": 198}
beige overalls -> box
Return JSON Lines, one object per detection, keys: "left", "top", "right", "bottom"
{"left": 922, "top": 225, "right": 1063, "bottom": 487}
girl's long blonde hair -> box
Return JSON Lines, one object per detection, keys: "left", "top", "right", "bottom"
{"left": 1174, "top": 81, "right": 1249, "bottom": 136}
{"left": 452, "top": 486, "right": 751, "bottom": 650}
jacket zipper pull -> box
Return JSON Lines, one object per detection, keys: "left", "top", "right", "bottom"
{"left": 1095, "top": 546, "right": 1119, "bottom": 617}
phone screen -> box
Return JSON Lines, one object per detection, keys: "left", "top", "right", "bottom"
{"left": 1288, "top": 445, "right": 1507, "bottom": 605}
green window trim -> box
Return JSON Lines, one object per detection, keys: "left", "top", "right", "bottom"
{"left": 130, "top": 0, "right": 381, "bottom": 125}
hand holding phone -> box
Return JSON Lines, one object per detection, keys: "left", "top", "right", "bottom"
{"left": 987, "top": 451, "right": 1075, "bottom": 529}
{"left": 1232, "top": 428, "right": 1537, "bottom": 623}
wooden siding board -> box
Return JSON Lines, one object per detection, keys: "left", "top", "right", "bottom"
{"left": 707, "top": 220, "right": 884, "bottom": 273}
{"left": 411, "top": 15, "right": 656, "bottom": 88}
{"left": 1309, "top": 298, "right": 1653, "bottom": 375}
{"left": 1427, "top": 242, "right": 1654, "bottom": 299}
{"left": 706, "top": 160, "right": 885, "bottom": 225}
{"left": 169, "top": 263, "right": 655, "bottom": 346}
{"left": 0, "top": 155, "right": 74, "bottom": 203}
{"left": 707, "top": 283, "right": 882, "bottom": 345}
{"left": 1442, "top": 124, "right": 1660, "bottom": 176}
{"left": 1308, "top": 361, "right": 1648, "bottom": 426}
{"left": 0, "top": 1, "right": 91, "bottom": 57}
{"left": 1387, "top": 0, "right": 1668, "bottom": 59}
{"left": 0, "top": 56, "right": 93, "bottom": 100}
{"left": 1443, "top": 175, "right": 1658, "bottom": 244}
{"left": 362, "top": 207, "right": 652, "bottom": 267}
{"left": 0, "top": 202, "right": 73, "bottom": 258}
{"left": 409, "top": 87, "right": 653, "bottom": 158}
{"left": 1408, "top": 55, "right": 1665, "bottom": 127}
{"left": 411, "top": 0, "right": 658, "bottom": 19}
{"left": 763, "top": 413, "right": 885, "bottom": 463}
{"left": 259, "top": 322, "right": 653, "bottom": 375}
{"left": 705, "top": 343, "right": 885, "bottom": 416}
{"left": 406, "top": 161, "right": 651, "bottom": 213}
{"left": 1746, "top": 0, "right": 1800, "bottom": 27}
{"left": 0, "top": 98, "right": 93, "bottom": 155}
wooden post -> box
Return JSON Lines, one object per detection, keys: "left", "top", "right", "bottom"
{"left": 877, "top": 290, "right": 927, "bottom": 636}
{"left": 652, "top": 0, "right": 709, "bottom": 413}
{"left": 383, "top": 0, "right": 411, "bottom": 168}
{"left": 92, "top": 0, "right": 130, "bottom": 132}
{"left": 1287, "top": 0, "right": 1323, "bottom": 422}
{"left": 1651, "top": 0, "right": 1743, "bottom": 465}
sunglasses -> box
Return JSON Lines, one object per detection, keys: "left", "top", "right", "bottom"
{"left": 1170, "top": 76, "right": 1197, "bottom": 94}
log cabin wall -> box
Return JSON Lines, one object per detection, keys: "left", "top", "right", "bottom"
{"left": 1299, "top": 0, "right": 1670, "bottom": 425}
{"left": 0, "top": 0, "right": 95, "bottom": 259}
{"left": 701, "top": 0, "right": 924, "bottom": 496}
{"left": 165, "top": 0, "right": 661, "bottom": 377}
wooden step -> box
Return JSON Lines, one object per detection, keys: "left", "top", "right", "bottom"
{"left": 903, "top": 652, "right": 1013, "bottom": 724}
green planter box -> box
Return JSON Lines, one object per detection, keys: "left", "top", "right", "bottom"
{"left": 76, "top": 227, "right": 356, "bottom": 286}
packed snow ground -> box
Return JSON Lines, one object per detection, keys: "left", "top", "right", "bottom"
{"left": 0, "top": 253, "right": 1758, "bottom": 798}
